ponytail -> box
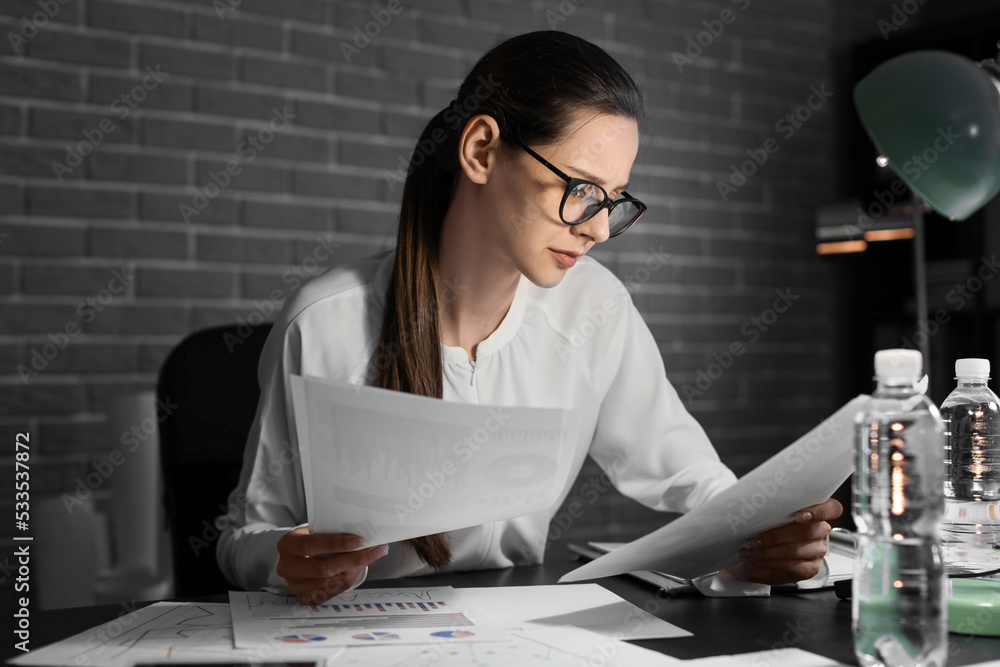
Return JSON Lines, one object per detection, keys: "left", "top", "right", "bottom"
{"left": 371, "top": 108, "right": 457, "bottom": 569}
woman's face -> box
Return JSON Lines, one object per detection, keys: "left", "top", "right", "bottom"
{"left": 489, "top": 111, "right": 640, "bottom": 289}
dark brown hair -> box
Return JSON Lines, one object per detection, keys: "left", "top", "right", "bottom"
{"left": 370, "top": 30, "right": 645, "bottom": 569}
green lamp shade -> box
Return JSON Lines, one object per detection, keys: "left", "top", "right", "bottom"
{"left": 854, "top": 50, "right": 1000, "bottom": 221}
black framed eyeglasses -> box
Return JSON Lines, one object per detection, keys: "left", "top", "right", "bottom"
{"left": 502, "top": 133, "right": 647, "bottom": 238}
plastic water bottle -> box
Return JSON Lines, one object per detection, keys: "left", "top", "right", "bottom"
{"left": 853, "top": 349, "right": 947, "bottom": 667}
{"left": 939, "top": 358, "right": 1000, "bottom": 575}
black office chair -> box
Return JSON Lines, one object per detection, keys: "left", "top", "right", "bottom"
{"left": 156, "top": 322, "right": 273, "bottom": 597}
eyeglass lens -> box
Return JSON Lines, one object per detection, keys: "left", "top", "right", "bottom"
{"left": 563, "top": 183, "right": 640, "bottom": 234}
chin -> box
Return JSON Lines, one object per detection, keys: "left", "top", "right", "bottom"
{"left": 521, "top": 265, "right": 567, "bottom": 290}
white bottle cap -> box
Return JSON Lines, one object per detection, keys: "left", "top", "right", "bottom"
{"left": 874, "top": 348, "right": 922, "bottom": 382}
{"left": 955, "top": 358, "right": 990, "bottom": 378}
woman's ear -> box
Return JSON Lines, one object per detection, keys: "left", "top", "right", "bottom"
{"left": 457, "top": 114, "right": 503, "bottom": 186}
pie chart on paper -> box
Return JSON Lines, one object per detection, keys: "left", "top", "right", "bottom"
{"left": 277, "top": 634, "right": 326, "bottom": 643}
{"left": 430, "top": 630, "right": 476, "bottom": 638}
{"left": 352, "top": 631, "right": 400, "bottom": 641}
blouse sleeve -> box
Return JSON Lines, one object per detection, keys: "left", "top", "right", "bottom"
{"left": 215, "top": 317, "right": 308, "bottom": 592}
{"left": 586, "top": 291, "right": 738, "bottom": 513}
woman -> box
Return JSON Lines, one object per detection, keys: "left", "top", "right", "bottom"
{"left": 217, "top": 30, "right": 839, "bottom": 605}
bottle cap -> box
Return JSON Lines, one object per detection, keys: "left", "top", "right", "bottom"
{"left": 874, "top": 348, "right": 922, "bottom": 382}
{"left": 955, "top": 358, "right": 990, "bottom": 378}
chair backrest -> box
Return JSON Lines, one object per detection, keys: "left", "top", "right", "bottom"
{"left": 156, "top": 323, "right": 273, "bottom": 597}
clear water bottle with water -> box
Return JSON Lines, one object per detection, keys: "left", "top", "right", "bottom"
{"left": 853, "top": 348, "right": 947, "bottom": 667}
{"left": 940, "top": 358, "right": 1000, "bottom": 575}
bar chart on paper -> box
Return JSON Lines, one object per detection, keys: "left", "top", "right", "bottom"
{"left": 229, "top": 588, "right": 512, "bottom": 648}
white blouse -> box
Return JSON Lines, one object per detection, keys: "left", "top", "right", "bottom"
{"left": 216, "top": 248, "right": 743, "bottom": 594}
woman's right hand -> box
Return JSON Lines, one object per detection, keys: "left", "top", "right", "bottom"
{"left": 275, "top": 525, "right": 389, "bottom": 604}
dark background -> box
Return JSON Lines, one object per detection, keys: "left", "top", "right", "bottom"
{"left": 1, "top": 0, "right": 999, "bottom": 610}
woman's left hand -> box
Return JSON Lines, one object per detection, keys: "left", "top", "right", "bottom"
{"left": 726, "top": 497, "right": 843, "bottom": 586}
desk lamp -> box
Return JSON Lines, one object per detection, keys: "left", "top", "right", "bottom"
{"left": 853, "top": 45, "right": 1000, "bottom": 638}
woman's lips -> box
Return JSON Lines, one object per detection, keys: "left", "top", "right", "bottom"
{"left": 550, "top": 249, "right": 579, "bottom": 268}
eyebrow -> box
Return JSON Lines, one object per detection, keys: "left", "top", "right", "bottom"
{"left": 567, "top": 165, "right": 629, "bottom": 193}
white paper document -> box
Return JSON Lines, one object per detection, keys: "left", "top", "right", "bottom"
{"left": 289, "top": 374, "right": 580, "bottom": 544}
{"left": 457, "top": 584, "right": 691, "bottom": 640}
{"left": 230, "top": 588, "right": 512, "bottom": 649}
{"left": 8, "top": 601, "right": 343, "bottom": 667}
{"left": 560, "top": 395, "right": 870, "bottom": 582}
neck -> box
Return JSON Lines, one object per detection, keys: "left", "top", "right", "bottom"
{"left": 436, "top": 194, "right": 520, "bottom": 362}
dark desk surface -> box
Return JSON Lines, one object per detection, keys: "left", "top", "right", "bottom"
{"left": 9, "top": 555, "right": 999, "bottom": 665}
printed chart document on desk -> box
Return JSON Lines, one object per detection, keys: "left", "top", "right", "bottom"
{"left": 561, "top": 395, "right": 869, "bottom": 583}
{"left": 289, "top": 374, "right": 581, "bottom": 544}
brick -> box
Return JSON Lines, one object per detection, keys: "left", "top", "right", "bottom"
{"left": 88, "top": 151, "right": 188, "bottom": 185}
{"left": 0, "top": 104, "right": 21, "bottom": 135}
{"left": 293, "top": 168, "right": 379, "bottom": 199}
{"left": 28, "top": 107, "right": 135, "bottom": 145}
{"left": 333, "top": 2, "right": 419, "bottom": 41}
{"left": 196, "top": 85, "right": 289, "bottom": 120}
{"left": 136, "top": 267, "right": 234, "bottom": 298}
{"left": 86, "top": 304, "right": 191, "bottom": 335}
{"left": 242, "top": 198, "right": 332, "bottom": 230}
{"left": 190, "top": 304, "right": 270, "bottom": 330}
{"left": 142, "top": 116, "right": 236, "bottom": 152}
{"left": 0, "top": 262, "right": 14, "bottom": 293}
{"left": 26, "top": 341, "right": 139, "bottom": 374}
{"left": 383, "top": 44, "right": 465, "bottom": 78}
{"left": 88, "top": 72, "right": 193, "bottom": 113}
{"left": 22, "top": 262, "right": 134, "bottom": 296}
{"left": 193, "top": 12, "right": 283, "bottom": 51}
{"left": 87, "top": 0, "right": 188, "bottom": 37}
{"left": 294, "top": 99, "right": 379, "bottom": 133}
{"left": 1, "top": 0, "right": 81, "bottom": 25}
{"left": 89, "top": 227, "right": 188, "bottom": 259}
{"left": 337, "top": 70, "right": 417, "bottom": 105}
{"left": 140, "top": 191, "right": 238, "bottom": 226}
{"left": 195, "top": 232, "right": 290, "bottom": 264}
{"left": 37, "top": 418, "right": 111, "bottom": 456}
{"left": 239, "top": 128, "right": 328, "bottom": 163}
{"left": 678, "top": 262, "right": 739, "bottom": 287}
{"left": 138, "top": 40, "right": 234, "bottom": 82}
{"left": 28, "top": 28, "right": 131, "bottom": 68}
{"left": 241, "top": 54, "right": 327, "bottom": 93}
{"left": 291, "top": 27, "right": 360, "bottom": 64}
{"left": 292, "top": 237, "right": 389, "bottom": 266}
{"left": 27, "top": 186, "right": 134, "bottom": 219}
{"left": 0, "top": 382, "right": 87, "bottom": 416}
{"left": 0, "top": 303, "right": 82, "bottom": 335}
{"left": 0, "top": 142, "right": 77, "bottom": 179}
{"left": 420, "top": 17, "right": 503, "bottom": 52}
{"left": 338, "top": 139, "right": 408, "bottom": 171}
{"left": 466, "top": 0, "right": 536, "bottom": 28}
{"left": 139, "top": 342, "right": 178, "bottom": 373}
{"left": 0, "top": 222, "right": 85, "bottom": 256}
{"left": 336, "top": 207, "right": 398, "bottom": 236}
{"left": 239, "top": 0, "right": 327, "bottom": 23}
{"left": 0, "top": 61, "right": 81, "bottom": 100}
{"left": 86, "top": 378, "right": 157, "bottom": 412}
{"left": 194, "top": 159, "right": 287, "bottom": 193}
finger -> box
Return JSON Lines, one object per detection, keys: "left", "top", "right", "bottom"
{"left": 283, "top": 532, "right": 367, "bottom": 557}
{"left": 748, "top": 521, "right": 830, "bottom": 550}
{"left": 278, "top": 545, "right": 388, "bottom": 581}
{"left": 734, "top": 559, "right": 823, "bottom": 586}
{"left": 742, "top": 537, "right": 828, "bottom": 562}
{"left": 795, "top": 498, "right": 843, "bottom": 524}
